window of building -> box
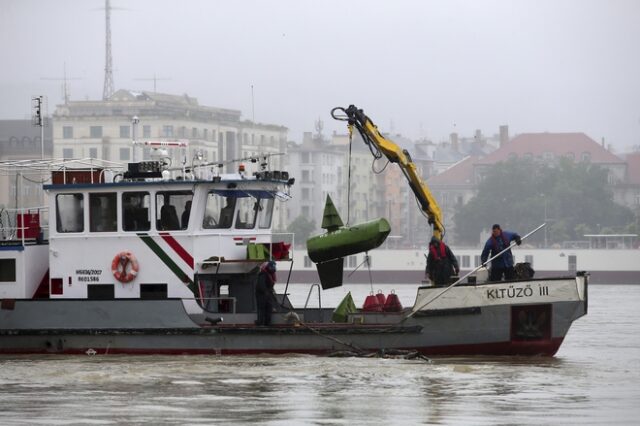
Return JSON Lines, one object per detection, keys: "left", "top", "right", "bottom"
{"left": 258, "top": 198, "right": 275, "bottom": 229}
{"left": 178, "top": 126, "right": 186, "bottom": 138}
{"left": 348, "top": 256, "right": 357, "bottom": 268}
{"left": 156, "top": 191, "right": 193, "bottom": 231}
{"left": 56, "top": 193, "right": 84, "bottom": 233}
{"left": 143, "top": 125, "right": 151, "bottom": 138}
{"left": 162, "top": 125, "right": 174, "bottom": 138}
{"left": 140, "top": 284, "right": 168, "bottom": 299}
{"left": 62, "top": 148, "right": 74, "bottom": 159}
{"left": 301, "top": 152, "right": 309, "bottom": 163}
{"left": 302, "top": 188, "right": 310, "bottom": 200}
{"left": 251, "top": 134, "right": 255, "bottom": 145}
{"left": 203, "top": 128, "right": 208, "bottom": 140}
{"left": 63, "top": 126, "right": 73, "bottom": 139}
{"left": 203, "top": 192, "right": 235, "bottom": 229}
{"left": 235, "top": 196, "right": 259, "bottom": 229}
{"left": 119, "top": 147, "right": 130, "bottom": 161}
{"left": 89, "top": 193, "right": 117, "bottom": 232}
{"left": 302, "top": 170, "right": 310, "bottom": 183}
{"left": 474, "top": 255, "right": 481, "bottom": 268}
{"left": 90, "top": 126, "right": 103, "bottom": 138}
{"left": 542, "top": 152, "right": 554, "bottom": 161}
{"left": 565, "top": 152, "right": 575, "bottom": 161}
{"left": 260, "top": 135, "right": 265, "bottom": 145}
{"left": 212, "top": 129, "right": 217, "bottom": 142}
{"left": 192, "top": 127, "right": 198, "bottom": 138}
{"left": 89, "top": 147, "right": 98, "bottom": 159}
{"left": 122, "top": 192, "right": 151, "bottom": 231}
{"left": 120, "top": 125, "right": 130, "bottom": 138}
{"left": 244, "top": 133, "right": 249, "bottom": 144}
{"left": 302, "top": 206, "right": 309, "bottom": 216}
{"left": 0, "top": 259, "right": 16, "bottom": 282}
{"left": 461, "top": 255, "right": 470, "bottom": 268}
{"left": 87, "top": 284, "right": 114, "bottom": 300}
{"left": 581, "top": 152, "right": 591, "bottom": 162}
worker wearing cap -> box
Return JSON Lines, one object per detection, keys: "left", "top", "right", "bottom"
{"left": 481, "top": 224, "right": 522, "bottom": 281}
{"left": 255, "top": 260, "right": 277, "bottom": 326}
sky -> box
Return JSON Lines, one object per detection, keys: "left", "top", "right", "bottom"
{"left": 1, "top": 0, "right": 639, "bottom": 151}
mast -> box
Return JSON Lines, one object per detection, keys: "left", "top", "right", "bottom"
{"left": 102, "top": 0, "right": 114, "bottom": 100}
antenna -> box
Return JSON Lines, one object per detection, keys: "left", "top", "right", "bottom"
{"left": 134, "top": 73, "right": 171, "bottom": 93}
{"left": 40, "top": 62, "right": 82, "bottom": 104}
{"left": 31, "top": 96, "right": 47, "bottom": 160}
{"left": 315, "top": 117, "right": 324, "bottom": 140}
{"left": 103, "top": 0, "right": 114, "bottom": 100}
{"left": 251, "top": 84, "right": 255, "bottom": 122}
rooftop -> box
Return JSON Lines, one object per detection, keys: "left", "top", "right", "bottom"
{"left": 475, "top": 132, "right": 624, "bottom": 165}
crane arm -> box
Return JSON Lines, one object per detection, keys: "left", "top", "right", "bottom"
{"left": 331, "top": 105, "right": 445, "bottom": 240}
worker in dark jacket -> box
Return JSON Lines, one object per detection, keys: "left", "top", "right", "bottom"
{"left": 426, "top": 236, "right": 460, "bottom": 287}
{"left": 255, "top": 260, "right": 277, "bottom": 326}
{"left": 481, "top": 224, "right": 522, "bottom": 281}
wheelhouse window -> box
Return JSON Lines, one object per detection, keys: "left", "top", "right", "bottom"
{"left": 203, "top": 192, "right": 236, "bottom": 229}
{"left": 122, "top": 192, "right": 151, "bottom": 231}
{"left": 258, "top": 198, "right": 275, "bottom": 229}
{"left": 89, "top": 193, "right": 117, "bottom": 232}
{"left": 56, "top": 193, "right": 84, "bottom": 233}
{"left": 235, "top": 196, "right": 259, "bottom": 229}
{"left": 156, "top": 191, "right": 193, "bottom": 230}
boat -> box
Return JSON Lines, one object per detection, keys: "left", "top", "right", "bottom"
{"left": 0, "top": 107, "right": 589, "bottom": 356}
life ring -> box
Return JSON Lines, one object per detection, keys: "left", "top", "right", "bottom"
{"left": 111, "top": 251, "right": 139, "bottom": 283}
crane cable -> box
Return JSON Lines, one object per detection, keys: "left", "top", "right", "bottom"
{"left": 346, "top": 123, "right": 354, "bottom": 226}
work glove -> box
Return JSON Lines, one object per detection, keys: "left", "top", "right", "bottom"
{"left": 515, "top": 236, "right": 522, "bottom": 246}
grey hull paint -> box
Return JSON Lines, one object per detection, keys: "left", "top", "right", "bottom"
{"left": 0, "top": 292, "right": 586, "bottom": 356}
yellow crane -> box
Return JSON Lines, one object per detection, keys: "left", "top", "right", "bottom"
{"left": 331, "top": 105, "right": 445, "bottom": 240}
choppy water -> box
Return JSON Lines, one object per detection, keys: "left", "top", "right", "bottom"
{"left": 1, "top": 284, "right": 639, "bottom": 425}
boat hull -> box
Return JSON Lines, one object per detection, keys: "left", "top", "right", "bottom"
{"left": 0, "top": 276, "right": 587, "bottom": 356}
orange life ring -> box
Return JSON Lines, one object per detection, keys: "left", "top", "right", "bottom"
{"left": 111, "top": 251, "right": 139, "bottom": 283}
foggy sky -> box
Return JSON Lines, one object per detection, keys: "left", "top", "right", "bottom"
{"left": 1, "top": 0, "right": 639, "bottom": 151}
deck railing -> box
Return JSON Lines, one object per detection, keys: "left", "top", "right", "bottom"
{"left": 0, "top": 206, "right": 49, "bottom": 245}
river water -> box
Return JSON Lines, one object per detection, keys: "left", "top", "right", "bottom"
{"left": 1, "top": 283, "right": 639, "bottom": 425}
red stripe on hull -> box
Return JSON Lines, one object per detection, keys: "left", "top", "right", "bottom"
{"left": 159, "top": 232, "right": 194, "bottom": 269}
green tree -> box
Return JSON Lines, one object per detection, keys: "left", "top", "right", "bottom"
{"left": 453, "top": 158, "right": 634, "bottom": 245}
{"left": 287, "top": 215, "right": 317, "bottom": 246}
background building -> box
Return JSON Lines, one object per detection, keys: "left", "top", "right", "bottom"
{"left": 0, "top": 119, "right": 53, "bottom": 209}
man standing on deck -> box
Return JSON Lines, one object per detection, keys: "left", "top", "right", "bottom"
{"left": 255, "top": 260, "right": 277, "bottom": 326}
{"left": 481, "top": 224, "right": 522, "bottom": 281}
{"left": 426, "top": 236, "right": 459, "bottom": 287}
